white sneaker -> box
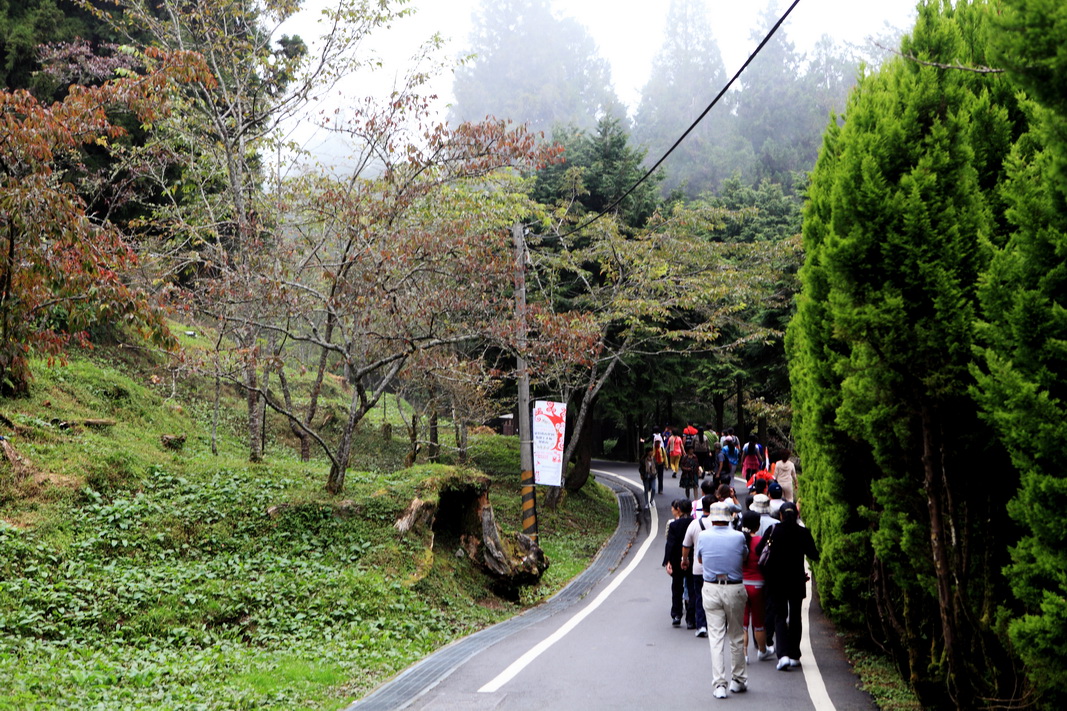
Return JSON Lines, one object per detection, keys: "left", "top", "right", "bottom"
{"left": 696, "top": 627, "right": 708, "bottom": 638}
{"left": 789, "top": 658, "right": 801, "bottom": 668}
{"left": 758, "top": 648, "right": 775, "bottom": 661}
{"left": 713, "top": 685, "right": 727, "bottom": 699}
{"left": 777, "top": 656, "right": 791, "bottom": 671}
{"left": 729, "top": 680, "right": 747, "bottom": 693}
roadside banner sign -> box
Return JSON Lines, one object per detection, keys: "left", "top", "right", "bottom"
{"left": 532, "top": 400, "right": 567, "bottom": 486}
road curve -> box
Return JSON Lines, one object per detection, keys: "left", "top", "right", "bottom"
{"left": 348, "top": 461, "right": 876, "bottom": 711}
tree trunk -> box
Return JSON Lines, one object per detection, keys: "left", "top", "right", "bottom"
{"left": 211, "top": 355, "right": 221, "bottom": 456}
{"left": 564, "top": 407, "right": 595, "bottom": 491}
{"left": 327, "top": 411, "right": 358, "bottom": 494}
{"left": 920, "top": 403, "right": 963, "bottom": 706}
{"left": 245, "top": 356, "right": 263, "bottom": 463}
{"left": 713, "top": 393, "right": 725, "bottom": 433}
{"left": 0, "top": 222, "right": 27, "bottom": 396}
{"left": 455, "top": 415, "right": 468, "bottom": 464}
{"left": 544, "top": 484, "right": 565, "bottom": 510}
{"left": 627, "top": 413, "right": 638, "bottom": 462}
{"left": 405, "top": 410, "right": 419, "bottom": 468}
{"left": 428, "top": 410, "right": 440, "bottom": 463}
{"left": 260, "top": 341, "right": 271, "bottom": 455}
{"left": 735, "top": 375, "right": 745, "bottom": 438}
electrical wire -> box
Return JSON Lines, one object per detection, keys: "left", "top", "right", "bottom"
{"left": 557, "top": 0, "right": 803, "bottom": 238}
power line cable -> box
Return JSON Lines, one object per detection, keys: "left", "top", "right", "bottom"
{"left": 557, "top": 0, "right": 802, "bottom": 238}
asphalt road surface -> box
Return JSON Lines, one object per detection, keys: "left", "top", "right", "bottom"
{"left": 350, "top": 460, "right": 876, "bottom": 711}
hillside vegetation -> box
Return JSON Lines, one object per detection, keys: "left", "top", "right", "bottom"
{"left": 0, "top": 348, "right": 618, "bottom": 709}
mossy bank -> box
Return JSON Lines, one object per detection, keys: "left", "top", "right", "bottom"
{"left": 0, "top": 353, "right": 618, "bottom": 709}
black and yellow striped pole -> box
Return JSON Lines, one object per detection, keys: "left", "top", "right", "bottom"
{"left": 520, "top": 469, "right": 538, "bottom": 542}
{"left": 513, "top": 223, "right": 538, "bottom": 542}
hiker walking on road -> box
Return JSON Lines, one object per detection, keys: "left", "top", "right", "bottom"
{"left": 639, "top": 448, "right": 657, "bottom": 506}
{"left": 696, "top": 501, "right": 749, "bottom": 699}
{"left": 721, "top": 429, "right": 741, "bottom": 484}
{"left": 663, "top": 499, "right": 693, "bottom": 628}
{"left": 711, "top": 441, "right": 725, "bottom": 484}
{"left": 681, "top": 495, "right": 716, "bottom": 635}
{"left": 666, "top": 427, "right": 684, "bottom": 478}
{"left": 740, "top": 433, "right": 768, "bottom": 481}
{"left": 774, "top": 449, "right": 798, "bottom": 502}
{"left": 694, "top": 426, "right": 714, "bottom": 476}
{"left": 652, "top": 439, "right": 666, "bottom": 494}
{"left": 740, "top": 511, "right": 774, "bottom": 664}
{"left": 679, "top": 445, "right": 701, "bottom": 499}
{"left": 757, "top": 501, "right": 819, "bottom": 671}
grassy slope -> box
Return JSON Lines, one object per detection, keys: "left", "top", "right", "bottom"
{"left": 0, "top": 350, "right": 618, "bottom": 710}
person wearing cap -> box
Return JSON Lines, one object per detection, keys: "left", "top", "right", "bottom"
{"left": 767, "top": 483, "right": 786, "bottom": 519}
{"left": 695, "top": 500, "right": 749, "bottom": 699}
{"left": 750, "top": 494, "right": 777, "bottom": 537}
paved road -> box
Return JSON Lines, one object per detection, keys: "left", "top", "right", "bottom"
{"left": 350, "top": 461, "right": 875, "bottom": 711}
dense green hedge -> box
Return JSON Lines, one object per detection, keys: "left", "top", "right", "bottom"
{"left": 787, "top": 2, "right": 1039, "bottom": 707}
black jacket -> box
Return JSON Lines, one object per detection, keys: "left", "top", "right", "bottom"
{"left": 662, "top": 516, "right": 691, "bottom": 569}
{"left": 756, "top": 521, "right": 819, "bottom": 598}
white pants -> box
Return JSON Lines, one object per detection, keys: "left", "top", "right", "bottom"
{"left": 702, "top": 582, "right": 748, "bottom": 689}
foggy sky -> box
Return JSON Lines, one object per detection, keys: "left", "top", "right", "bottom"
{"left": 282, "top": 0, "right": 919, "bottom": 163}
{"left": 376, "top": 0, "right": 919, "bottom": 111}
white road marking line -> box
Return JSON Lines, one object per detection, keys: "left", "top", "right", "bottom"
{"left": 477, "top": 469, "right": 657, "bottom": 694}
{"left": 479, "top": 468, "right": 835, "bottom": 711}
{"left": 800, "top": 559, "right": 836, "bottom": 710}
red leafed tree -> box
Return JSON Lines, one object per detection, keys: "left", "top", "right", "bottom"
{"left": 0, "top": 50, "right": 213, "bottom": 395}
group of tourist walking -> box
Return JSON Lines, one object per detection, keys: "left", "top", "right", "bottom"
{"left": 652, "top": 423, "right": 816, "bottom": 700}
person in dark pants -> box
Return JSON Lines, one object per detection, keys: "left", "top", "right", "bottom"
{"left": 681, "top": 495, "right": 716, "bottom": 636}
{"left": 756, "top": 501, "right": 819, "bottom": 670}
{"left": 653, "top": 439, "right": 666, "bottom": 494}
{"left": 663, "top": 499, "right": 693, "bottom": 626}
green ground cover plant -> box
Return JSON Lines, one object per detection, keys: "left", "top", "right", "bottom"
{"left": 843, "top": 636, "right": 923, "bottom": 711}
{"left": 0, "top": 352, "right": 618, "bottom": 709}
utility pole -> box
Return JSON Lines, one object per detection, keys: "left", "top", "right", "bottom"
{"left": 512, "top": 222, "right": 538, "bottom": 542}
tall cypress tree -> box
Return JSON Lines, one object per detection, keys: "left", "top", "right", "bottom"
{"left": 976, "top": 1, "right": 1067, "bottom": 705}
{"left": 787, "top": 2, "right": 1025, "bottom": 706}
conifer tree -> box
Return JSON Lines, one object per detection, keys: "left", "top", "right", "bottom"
{"left": 631, "top": 0, "right": 741, "bottom": 196}
{"left": 976, "top": 1, "right": 1067, "bottom": 704}
{"left": 787, "top": 2, "right": 1025, "bottom": 706}
{"left": 450, "top": 0, "right": 620, "bottom": 134}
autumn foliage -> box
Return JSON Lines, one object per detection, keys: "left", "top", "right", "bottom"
{"left": 0, "top": 50, "right": 212, "bottom": 395}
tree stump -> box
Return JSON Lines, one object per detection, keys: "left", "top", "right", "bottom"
{"left": 394, "top": 475, "right": 549, "bottom": 592}
{"left": 161, "top": 434, "right": 186, "bottom": 450}
{"left": 0, "top": 438, "right": 32, "bottom": 482}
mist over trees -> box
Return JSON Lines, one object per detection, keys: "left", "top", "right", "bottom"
{"left": 630, "top": 0, "right": 743, "bottom": 197}
{"left": 449, "top": 0, "right": 861, "bottom": 197}
{"left": 449, "top": 0, "right": 623, "bottom": 134}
